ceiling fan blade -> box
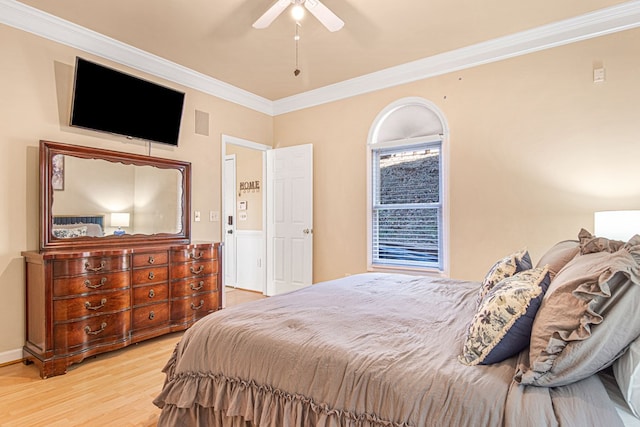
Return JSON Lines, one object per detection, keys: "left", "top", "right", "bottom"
{"left": 252, "top": 0, "right": 291, "bottom": 29}
{"left": 304, "top": 0, "right": 344, "bottom": 32}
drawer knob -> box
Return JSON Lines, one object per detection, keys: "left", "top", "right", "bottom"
{"left": 190, "top": 300, "right": 205, "bottom": 310}
{"left": 84, "top": 261, "right": 106, "bottom": 272}
{"left": 148, "top": 271, "right": 155, "bottom": 280}
{"left": 148, "top": 311, "right": 155, "bottom": 320}
{"left": 148, "top": 256, "right": 155, "bottom": 264}
{"left": 148, "top": 289, "right": 156, "bottom": 298}
{"left": 190, "top": 251, "right": 204, "bottom": 260}
{"left": 190, "top": 265, "right": 205, "bottom": 275}
{"left": 84, "top": 277, "right": 107, "bottom": 289}
{"left": 84, "top": 298, "right": 107, "bottom": 311}
{"left": 190, "top": 281, "right": 204, "bottom": 291}
{"left": 84, "top": 322, "right": 107, "bottom": 335}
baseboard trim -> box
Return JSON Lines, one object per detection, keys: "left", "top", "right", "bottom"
{"left": 0, "top": 348, "right": 24, "bottom": 366}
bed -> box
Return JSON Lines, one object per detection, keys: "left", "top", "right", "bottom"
{"left": 52, "top": 215, "right": 104, "bottom": 238}
{"left": 154, "top": 230, "right": 640, "bottom": 426}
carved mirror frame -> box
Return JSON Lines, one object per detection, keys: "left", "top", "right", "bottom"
{"left": 40, "top": 140, "right": 191, "bottom": 250}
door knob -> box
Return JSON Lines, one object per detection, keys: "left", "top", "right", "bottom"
{"left": 227, "top": 230, "right": 233, "bottom": 234}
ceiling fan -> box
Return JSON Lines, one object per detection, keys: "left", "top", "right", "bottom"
{"left": 253, "top": 0, "right": 344, "bottom": 32}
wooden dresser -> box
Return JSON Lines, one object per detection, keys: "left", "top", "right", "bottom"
{"left": 170, "top": 245, "right": 221, "bottom": 329}
{"left": 22, "top": 242, "right": 222, "bottom": 378}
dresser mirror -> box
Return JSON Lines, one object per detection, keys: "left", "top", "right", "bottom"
{"left": 40, "top": 140, "right": 191, "bottom": 250}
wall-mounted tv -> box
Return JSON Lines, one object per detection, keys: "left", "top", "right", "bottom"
{"left": 70, "top": 57, "right": 185, "bottom": 146}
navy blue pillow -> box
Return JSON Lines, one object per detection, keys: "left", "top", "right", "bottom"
{"left": 517, "top": 251, "right": 533, "bottom": 272}
{"left": 460, "top": 266, "right": 551, "bottom": 366}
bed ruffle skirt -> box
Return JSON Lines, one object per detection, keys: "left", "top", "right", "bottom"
{"left": 154, "top": 347, "right": 410, "bottom": 427}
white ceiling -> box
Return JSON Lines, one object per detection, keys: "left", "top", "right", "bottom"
{"left": 5, "top": 0, "right": 640, "bottom": 114}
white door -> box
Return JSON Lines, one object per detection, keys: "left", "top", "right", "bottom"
{"left": 266, "top": 144, "right": 313, "bottom": 296}
{"left": 224, "top": 156, "right": 237, "bottom": 287}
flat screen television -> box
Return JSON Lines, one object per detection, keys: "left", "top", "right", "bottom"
{"left": 70, "top": 57, "right": 185, "bottom": 146}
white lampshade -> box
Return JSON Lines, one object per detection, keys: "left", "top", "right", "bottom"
{"left": 594, "top": 210, "right": 640, "bottom": 241}
{"left": 111, "top": 212, "right": 130, "bottom": 228}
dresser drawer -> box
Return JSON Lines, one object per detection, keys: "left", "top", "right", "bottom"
{"left": 132, "top": 266, "right": 168, "bottom": 285}
{"left": 132, "top": 251, "right": 169, "bottom": 268}
{"left": 132, "top": 303, "right": 169, "bottom": 330}
{"left": 54, "top": 311, "right": 131, "bottom": 351}
{"left": 53, "top": 271, "right": 130, "bottom": 297}
{"left": 133, "top": 283, "right": 169, "bottom": 306}
{"left": 53, "top": 290, "right": 130, "bottom": 322}
{"left": 171, "top": 275, "right": 218, "bottom": 298}
{"left": 53, "top": 256, "right": 129, "bottom": 277}
{"left": 171, "top": 292, "right": 219, "bottom": 322}
{"left": 171, "top": 247, "right": 216, "bottom": 263}
{"left": 171, "top": 260, "right": 217, "bottom": 280}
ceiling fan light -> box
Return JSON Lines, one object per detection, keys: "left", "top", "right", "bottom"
{"left": 291, "top": 4, "right": 305, "bottom": 21}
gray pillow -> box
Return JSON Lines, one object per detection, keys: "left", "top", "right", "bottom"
{"left": 578, "top": 228, "right": 625, "bottom": 255}
{"left": 515, "top": 235, "right": 640, "bottom": 387}
{"left": 535, "top": 239, "right": 579, "bottom": 280}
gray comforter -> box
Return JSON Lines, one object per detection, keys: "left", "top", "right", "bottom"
{"left": 154, "top": 273, "right": 623, "bottom": 426}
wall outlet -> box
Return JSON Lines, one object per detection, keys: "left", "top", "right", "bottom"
{"left": 194, "top": 210, "right": 201, "bottom": 222}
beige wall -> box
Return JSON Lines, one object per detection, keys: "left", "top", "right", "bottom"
{"left": 3, "top": 22, "right": 640, "bottom": 358}
{"left": 274, "top": 28, "right": 640, "bottom": 283}
{"left": 54, "top": 156, "right": 135, "bottom": 215}
{"left": 132, "top": 165, "right": 181, "bottom": 235}
{"left": 0, "top": 24, "right": 273, "bottom": 355}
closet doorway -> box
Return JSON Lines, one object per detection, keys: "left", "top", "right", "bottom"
{"left": 222, "top": 135, "right": 268, "bottom": 295}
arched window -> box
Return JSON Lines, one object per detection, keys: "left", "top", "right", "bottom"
{"left": 367, "top": 97, "right": 448, "bottom": 273}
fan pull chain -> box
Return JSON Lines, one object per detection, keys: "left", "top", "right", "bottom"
{"left": 294, "top": 22, "right": 301, "bottom": 77}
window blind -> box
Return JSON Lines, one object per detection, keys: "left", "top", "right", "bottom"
{"left": 372, "top": 143, "right": 442, "bottom": 269}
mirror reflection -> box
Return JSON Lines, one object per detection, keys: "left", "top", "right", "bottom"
{"left": 51, "top": 155, "right": 183, "bottom": 237}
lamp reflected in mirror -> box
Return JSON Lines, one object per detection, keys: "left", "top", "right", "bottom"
{"left": 111, "top": 212, "right": 130, "bottom": 236}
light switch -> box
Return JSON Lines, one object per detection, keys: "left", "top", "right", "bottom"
{"left": 194, "top": 210, "right": 201, "bottom": 222}
{"left": 210, "top": 211, "right": 219, "bottom": 222}
{"left": 593, "top": 67, "right": 605, "bottom": 83}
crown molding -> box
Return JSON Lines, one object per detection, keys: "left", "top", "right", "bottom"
{"left": 273, "top": 0, "right": 640, "bottom": 115}
{"left": 2, "top": 0, "right": 640, "bottom": 117}
{"left": 0, "top": 0, "right": 274, "bottom": 116}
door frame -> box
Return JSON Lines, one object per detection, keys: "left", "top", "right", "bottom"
{"left": 221, "top": 135, "right": 269, "bottom": 297}
{"left": 223, "top": 154, "right": 237, "bottom": 287}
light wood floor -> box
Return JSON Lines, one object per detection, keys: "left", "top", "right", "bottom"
{"left": 0, "top": 288, "right": 265, "bottom": 426}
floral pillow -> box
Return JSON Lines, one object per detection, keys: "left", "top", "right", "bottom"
{"left": 53, "top": 226, "right": 87, "bottom": 238}
{"left": 460, "top": 266, "right": 550, "bottom": 366}
{"left": 477, "top": 248, "right": 532, "bottom": 305}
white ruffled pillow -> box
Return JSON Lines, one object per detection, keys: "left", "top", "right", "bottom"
{"left": 614, "top": 339, "right": 640, "bottom": 418}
